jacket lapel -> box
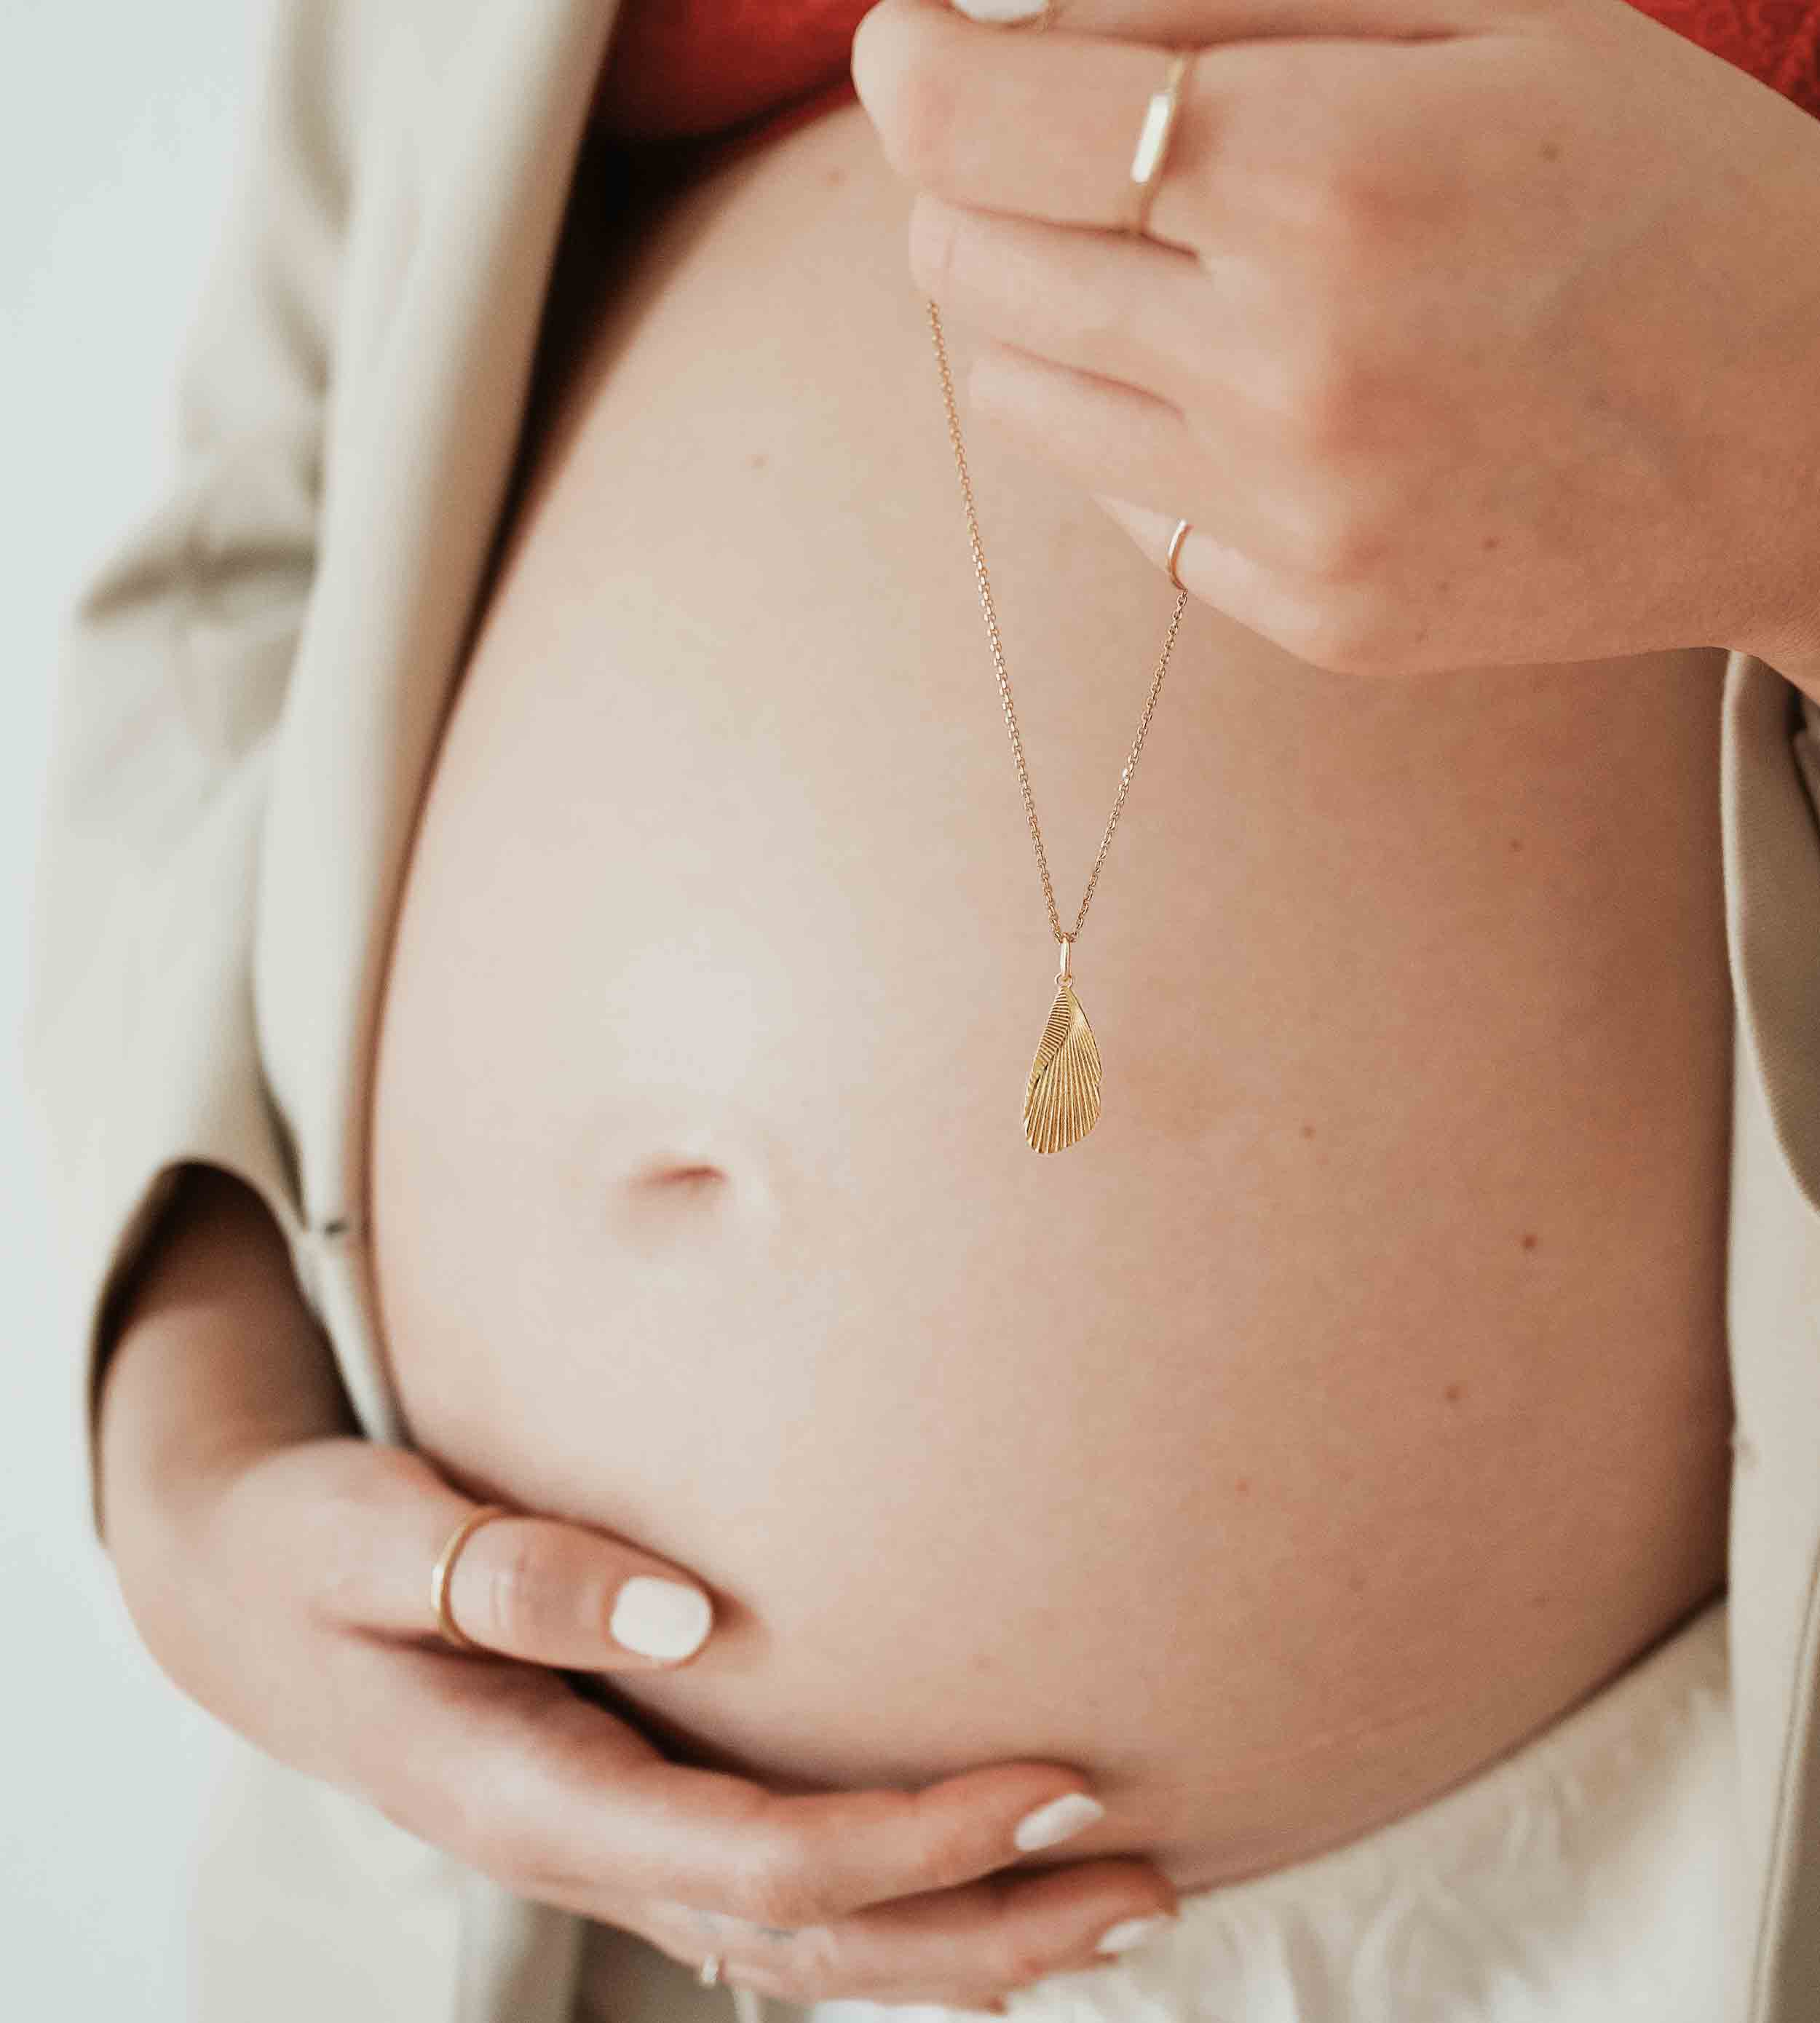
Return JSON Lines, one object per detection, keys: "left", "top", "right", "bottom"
{"left": 256, "top": 0, "right": 622, "bottom": 1265}
{"left": 1719, "top": 648, "right": 1820, "bottom": 2023}
{"left": 252, "top": 5, "right": 625, "bottom": 2022}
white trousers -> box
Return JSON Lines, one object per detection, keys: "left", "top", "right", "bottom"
{"left": 577, "top": 1593, "right": 1742, "bottom": 2023}
{"left": 783, "top": 1592, "right": 1745, "bottom": 2023}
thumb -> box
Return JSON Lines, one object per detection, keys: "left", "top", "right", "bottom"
{"left": 298, "top": 1441, "right": 716, "bottom": 1670}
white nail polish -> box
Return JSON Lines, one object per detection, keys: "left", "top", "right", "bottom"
{"left": 609, "top": 1577, "right": 713, "bottom": 1660}
{"left": 1012, "top": 1791, "right": 1106, "bottom": 1852}
{"left": 950, "top": 0, "right": 1048, "bottom": 20}
{"left": 1094, "top": 1913, "right": 1171, "bottom": 1956}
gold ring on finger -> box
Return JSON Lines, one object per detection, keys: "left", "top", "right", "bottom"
{"left": 430, "top": 1502, "right": 514, "bottom": 1651}
{"left": 1166, "top": 518, "right": 1192, "bottom": 595}
{"left": 1128, "top": 48, "right": 1195, "bottom": 240}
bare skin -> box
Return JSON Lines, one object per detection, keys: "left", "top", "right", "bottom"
{"left": 368, "top": 87, "right": 1734, "bottom": 1954}
{"left": 98, "top": 1165, "right": 1178, "bottom": 2015}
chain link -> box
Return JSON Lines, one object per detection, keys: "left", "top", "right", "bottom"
{"left": 926, "top": 296, "right": 1188, "bottom": 954}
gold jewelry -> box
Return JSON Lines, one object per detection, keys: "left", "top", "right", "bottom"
{"left": 698, "top": 1955, "right": 724, "bottom": 1987}
{"left": 1166, "top": 518, "right": 1192, "bottom": 594}
{"left": 1128, "top": 48, "right": 1194, "bottom": 239}
{"left": 923, "top": 41, "right": 1196, "bottom": 1152}
{"left": 924, "top": 333, "right": 1189, "bottom": 1151}
{"left": 430, "top": 1503, "right": 513, "bottom": 1651}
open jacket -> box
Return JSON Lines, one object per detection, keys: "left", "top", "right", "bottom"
{"left": 23, "top": 1, "right": 1820, "bottom": 2018}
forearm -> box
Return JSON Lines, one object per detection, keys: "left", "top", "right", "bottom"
{"left": 95, "top": 1164, "right": 359, "bottom": 1549}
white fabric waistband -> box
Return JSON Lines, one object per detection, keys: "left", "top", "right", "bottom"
{"left": 577, "top": 1591, "right": 1742, "bottom": 2023}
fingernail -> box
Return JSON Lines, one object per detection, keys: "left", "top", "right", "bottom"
{"left": 1094, "top": 1912, "right": 1172, "bottom": 1956}
{"left": 609, "top": 1577, "right": 713, "bottom": 1660}
{"left": 1012, "top": 1791, "right": 1105, "bottom": 1852}
{"left": 951, "top": 0, "right": 1048, "bottom": 19}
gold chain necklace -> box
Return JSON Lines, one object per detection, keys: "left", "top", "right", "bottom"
{"left": 925, "top": 298, "right": 1188, "bottom": 1153}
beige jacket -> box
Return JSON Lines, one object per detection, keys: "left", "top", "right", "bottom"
{"left": 23, "top": 1, "right": 1820, "bottom": 2018}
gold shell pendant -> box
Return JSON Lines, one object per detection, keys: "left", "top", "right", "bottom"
{"left": 1022, "top": 978, "right": 1103, "bottom": 1152}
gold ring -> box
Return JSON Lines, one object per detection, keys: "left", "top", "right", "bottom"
{"left": 430, "top": 1502, "right": 514, "bottom": 1651}
{"left": 1128, "top": 48, "right": 1194, "bottom": 239}
{"left": 1166, "top": 518, "right": 1192, "bottom": 595}
{"left": 698, "top": 1954, "right": 724, "bottom": 1987}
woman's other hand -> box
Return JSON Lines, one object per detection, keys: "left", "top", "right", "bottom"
{"left": 852, "top": 0, "right": 1820, "bottom": 684}
{"left": 96, "top": 1167, "right": 1177, "bottom": 2011}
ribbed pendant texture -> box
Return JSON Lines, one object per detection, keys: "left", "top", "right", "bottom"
{"left": 928, "top": 297, "right": 1186, "bottom": 1155}
{"left": 1022, "top": 978, "right": 1103, "bottom": 1152}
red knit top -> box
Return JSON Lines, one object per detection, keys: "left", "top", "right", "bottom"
{"left": 590, "top": 0, "right": 1820, "bottom": 154}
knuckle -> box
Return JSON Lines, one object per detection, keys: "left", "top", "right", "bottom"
{"left": 727, "top": 1829, "right": 843, "bottom": 1930}
{"left": 880, "top": 39, "right": 959, "bottom": 186}
{"left": 737, "top": 1872, "right": 826, "bottom": 1932}
{"left": 1316, "top": 153, "right": 1416, "bottom": 249}
{"left": 1280, "top": 345, "right": 1374, "bottom": 461}
{"left": 989, "top": 1920, "right": 1058, "bottom": 1992}
{"left": 777, "top": 1923, "right": 844, "bottom": 2000}
{"left": 1294, "top": 499, "right": 1386, "bottom": 585}
{"left": 302, "top": 1444, "right": 438, "bottom": 1624}
{"left": 894, "top": 1805, "right": 981, "bottom": 1899}
{"left": 476, "top": 1531, "right": 546, "bottom": 1649}
{"left": 1142, "top": 296, "right": 1219, "bottom": 411}
{"left": 296, "top": 1475, "right": 378, "bottom": 1623}
{"left": 1072, "top": 274, "right": 1147, "bottom": 373}
{"left": 984, "top": 1885, "right": 1062, "bottom": 1991}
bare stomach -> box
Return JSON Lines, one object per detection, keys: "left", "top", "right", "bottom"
{"left": 367, "top": 99, "right": 1735, "bottom": 1894}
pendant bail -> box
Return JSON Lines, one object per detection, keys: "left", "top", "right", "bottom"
{"left": 1057, "top": 933, "right": 1073, "bottom": 983}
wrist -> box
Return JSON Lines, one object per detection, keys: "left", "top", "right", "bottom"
{"left": 96, "top": 1166, "right": 358, "bottom": 1545}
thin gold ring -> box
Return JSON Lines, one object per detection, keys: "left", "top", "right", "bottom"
{"left": 430, "top": 1502, "right": 513, "bottom": 1651}
{"left": 1128, "top": 48, "right": 1194, "bottom": 239}
{"left": 698, "top": 1954, "right": 724, "bottom": 1987}
{"left": 1165, "top": 518, "right": 1192, "bottom": 594}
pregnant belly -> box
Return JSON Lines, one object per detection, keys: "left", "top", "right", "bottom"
{"left": 367, "top": 100, "right": 1735, "bottom": 1893}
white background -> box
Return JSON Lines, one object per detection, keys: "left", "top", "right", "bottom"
{"left": 1, "top": 1, "right": 275, "bottom": 2013}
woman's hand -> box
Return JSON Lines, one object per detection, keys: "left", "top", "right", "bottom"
{"left": 852, "top": 0, "right": 1820, "bottom": 681}
{"left": 98, "top": 1168, "right": 1178, "bottom": 2012}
